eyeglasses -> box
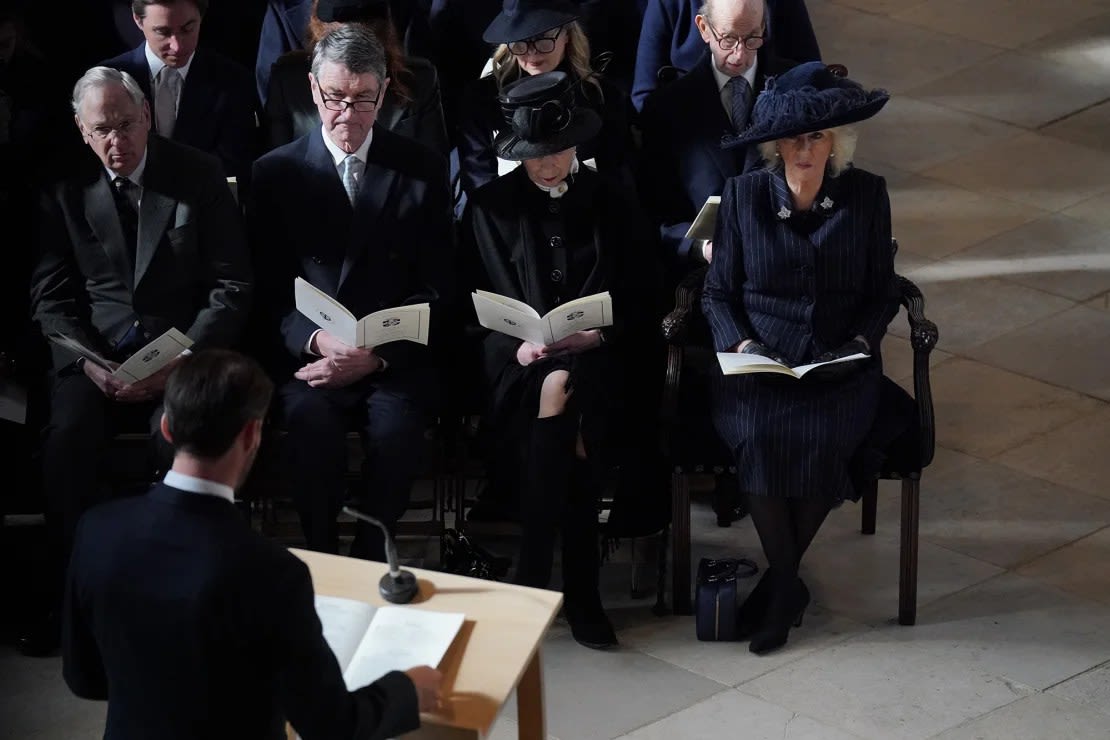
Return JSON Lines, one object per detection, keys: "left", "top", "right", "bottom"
{"left": 318, "top": 86, "right": 383, "bottom": 113}
{"left": 706, "top": 21, "right": 765, "bottom": 52}
{"left": 86, "top": 119, "right": 141, "bottom": 140}
{"left": 508, "top": 27, "right": 563, "bottom": 56}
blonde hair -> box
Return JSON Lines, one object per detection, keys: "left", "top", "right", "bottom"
{"left": 490, "top": 21, "right": 602, "bottom": 99}
{"left": 758, "top": 126, "right": 858, "bottom": 177}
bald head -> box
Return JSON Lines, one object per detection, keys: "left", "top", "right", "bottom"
{"left": 696, "top": 0, "right": 766, "bottom": 77}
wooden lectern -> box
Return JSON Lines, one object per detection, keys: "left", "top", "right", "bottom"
{"left": 291, "top": 549, "right": 563, "bottom": 740}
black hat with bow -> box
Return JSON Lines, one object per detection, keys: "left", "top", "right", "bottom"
{"left": 494, "top": 71, "right": 601, "bottom": 161}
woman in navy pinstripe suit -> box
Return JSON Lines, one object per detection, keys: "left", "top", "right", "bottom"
{"left": 702, "top": 62, "right": 900, "bottom": 654}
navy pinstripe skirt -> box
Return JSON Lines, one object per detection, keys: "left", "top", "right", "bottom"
{"left": 710, "top": 364, "right": 882, "bottom": 502}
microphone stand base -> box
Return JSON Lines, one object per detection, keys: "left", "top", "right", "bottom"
{"left": 380, "top": 570, "right": 418, "bottom": 604}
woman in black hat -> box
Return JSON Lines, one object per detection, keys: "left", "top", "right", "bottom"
{"left": 263, "top": 0, "right": 448, "bottom": 154}
{"left": 456, "top": 0, "right": 631, "bottom": 196}
{"left": 462, "top": 71, "right": 660, "bottom": 650}
{"left": 703, "top": 62, "right": 900, "bottom": 654}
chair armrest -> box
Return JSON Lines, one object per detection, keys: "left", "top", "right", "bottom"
{"left": 896, "top": 274, "right": 939, "bottom": 468}
{"left": 661, "top": 265, "right": 709, "bottom": 345}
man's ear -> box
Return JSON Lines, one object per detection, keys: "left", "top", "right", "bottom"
{"left": 133, "top": 13, "right": 144, "bottom": 31}
{"left": 241, "top": 418, "right": 263, "bottom": 452}
{"left": 159, "top": 413, "right": 173, "bottom": 444}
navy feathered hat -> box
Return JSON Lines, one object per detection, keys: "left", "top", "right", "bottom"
{"left": 494, "top": 71, "right": 601, "bottom": 160}
{"left": 723, "top": 62, "right": 890, "bottom": 149}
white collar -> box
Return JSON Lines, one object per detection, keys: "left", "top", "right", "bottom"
{"left": 164, "top": 470, "right": 235, "bottom": 503}
{"left": 711, "top": 56, "right": 759, "bottom": 93}
{"left": 321, "top": 125, "right": 374, "bottom": 168}
{"left": 145, "top": 43, "right": 195, "bottom": 82}
{"left": 104, "top": 147, "right": 149, "bottom": 188}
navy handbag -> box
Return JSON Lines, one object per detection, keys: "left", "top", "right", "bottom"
{"left": 695, "top": 557, "right": 759, "bottom": 641}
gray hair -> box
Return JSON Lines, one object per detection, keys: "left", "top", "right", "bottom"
{"left": 71, "top": 66, "right": 146, "bottom": 115}
{"left": 311, "top": 24, "right": 387, "bottom": 83}
{"left": 758, "top": 125, "right": 858, "bottom": 177}
{"left": 698, "top": 0, "right": 768, "bottom": 27}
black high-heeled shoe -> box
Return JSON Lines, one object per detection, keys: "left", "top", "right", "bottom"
{"left": 748, "top": 577, "right": 810, "bottom": 655}
{"left": 564, "top": 592, "right": 619, "bottom": 650}
{"left": 735, "top": 567, "right": 775, "bottom": 639}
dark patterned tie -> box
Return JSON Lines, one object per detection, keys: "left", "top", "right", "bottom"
{"left": 727, "top": 75, "right": 753, "bottom": 133}
{"left": 111, "top": 176, "right": 139, "bottom": 259}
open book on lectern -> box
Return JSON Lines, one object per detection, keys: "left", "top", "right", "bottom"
{"left": 295, "top": 277, "right": 430, "bottom": 348}
{"left": 314, "top": 595, "right": 464, "bottom": 691}
{"left": 471, "top": 290, "right": 613, "bottom": 346}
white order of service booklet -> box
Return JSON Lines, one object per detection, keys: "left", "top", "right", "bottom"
{"left": 47, "top": 328, "right": 193, "bottom": 383}
{"left": 684, "top": 195, "right": 721, "bottom": 241}
{"left": 471, "top": 290, "right": 613, "bottom": 346}
{"left": 717, "top": 351, "right": 870, "bottom": 379}
{"left": 314, "top": 595, "right": 464, "bottom": 691}
{"left": 295, "top": 278, "right": 430, "bottom": 349}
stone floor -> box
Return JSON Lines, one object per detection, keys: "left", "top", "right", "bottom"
{"left": 4, "top": 1, "right": 1110, "bottom": 738}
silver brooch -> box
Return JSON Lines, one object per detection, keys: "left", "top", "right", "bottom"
{"left": 820, "top": 196, "right": 834, "bottom": 210}
{"left": 776, "top": 206, "right": 792, "bottom": 219}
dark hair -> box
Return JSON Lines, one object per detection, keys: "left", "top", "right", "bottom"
{"left": 132, "top": 0, "right": 209, "bottom": 18}
{"left": 163, "top": 350, "right": 273, "bottom": 459}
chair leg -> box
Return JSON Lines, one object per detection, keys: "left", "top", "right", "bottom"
{"left": 899, "top": 477, "right": 920, "bottom": 626}
{"left": 653, "top": 524, "right": 668, "bottom": 616}
{"left": 670, "top": 471, "right": 692, "bottom": 615}
{"left": 861, "top": 478, "right": 878, "bottom": 535}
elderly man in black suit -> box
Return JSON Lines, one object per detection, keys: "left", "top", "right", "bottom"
{"left": 249, "top": 24, "right": 451, "bottom": 560}
{"left": 102, "top": 0, "right": 258, "bottom": 185}
{"left": 638, "top": 0, "right": 796, "bottom": 273}
{"left": 24, "top": 65, "right": 252, "bottom": 656}
{"left": 64, "top": 349, "right": 443, "bottom": 740}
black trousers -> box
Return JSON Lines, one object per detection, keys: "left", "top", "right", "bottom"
{"left": 41, "top": 370, "right": 171, "bottom": 605}
{"left": 276, "top": 377, "right": 428, "bottom": 559}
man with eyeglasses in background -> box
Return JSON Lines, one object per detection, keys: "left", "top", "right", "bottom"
{"left": 638, "top": 0, "right": 800, "bottom": 271}
{"left": 101, "top": 0, "right": 258, "bottom": 188}
{"left": 22, "top": 65, "right": 251, "bottom": 656}
{"left": 248, "top": 24, "right": 451, "bottom": 561}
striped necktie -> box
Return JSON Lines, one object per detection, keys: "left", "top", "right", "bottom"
{"left": 727, "top": 75, "right": 753, "bottom": 133}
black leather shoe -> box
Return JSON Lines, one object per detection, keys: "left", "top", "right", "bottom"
{"left": 735, "top": 567, "right": 775, "bottom": 639}
{"left": 18, "top": 612, "right": 61, "bottom": 657}
{"left": 564, "top": 595, "right": 618, "bottom": 650}
{"left": 749, "top": 578, "right": 809, "bottom": 656}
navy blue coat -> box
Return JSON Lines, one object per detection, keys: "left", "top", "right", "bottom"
{"left": 102, "top": 45, "right": 259, "bottom": 185}
{"left": 63, "top": 483, "right": 420, "bottom": 740}
{"left": 248, "top": 125, "right": 451, "bottom": 401}
{"left": 638, "top": 52, "right": 794, "bottom": 268}
{"left": 631, "top": 0, "right": 820, "bottom": 111}
{"left": 702, "top": 167, "right": 900, "bottom": 500}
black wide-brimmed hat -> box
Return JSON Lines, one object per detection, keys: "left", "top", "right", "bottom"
{"left": 723, "top": 62, "right": 890, "bottom": 149}
{"left": 493, "top": 71, "right": 601, "bottom": 160}
{"left": 483, "top": 0, "right": 579, "bottom": 44}
{"left": 315, "top": 0, "right": 390, "bottom": 23}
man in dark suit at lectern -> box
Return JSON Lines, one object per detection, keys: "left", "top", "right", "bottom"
{"left": 64, "top": 349, "right": 442, "bottom": 740}
{"left": 249, "top": 24, "right": 451, "bottom": 560}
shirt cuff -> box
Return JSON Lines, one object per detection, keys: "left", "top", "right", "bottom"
{"left": 303, "top": 330, "right": 322, "bottom": 356}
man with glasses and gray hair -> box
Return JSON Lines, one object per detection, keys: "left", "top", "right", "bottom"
{"left": 22, "top": 65, "right": 251, "bottom": 656}
{"left": 249, "top": 24, "right": 451, "bottom": 560}
{"left": 638, "top": 0, "right": 800, "bottom": 270}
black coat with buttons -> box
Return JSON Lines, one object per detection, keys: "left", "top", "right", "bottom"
{"left": 249, "top": 124, "right": 452, "bottom": 395}
{"left": 463, "top": 165, "right": 662, "bottom": 462}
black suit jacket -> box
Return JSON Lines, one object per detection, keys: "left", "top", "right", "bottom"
{"left": 249, "top": 125, "right": 451, "bottom": 399}
{"left": 638, "top": 52, "right": 794, "bottom": 268}
{"left": 102, "top": 45, "right": 259, "bottom": 184}
{"left": 31, "top": 136, "right": 252, "bottom": 369}
{"left": 63, "top": 483, "right": 420, "bottom": 740}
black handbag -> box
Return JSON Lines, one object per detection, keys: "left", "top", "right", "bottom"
{"left": 695, "top": 557, "right": 759, "bottom": 641}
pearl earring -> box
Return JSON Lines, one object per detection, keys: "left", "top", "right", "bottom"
{"left": 829, "top": 152, "right": 836, "bottom": 158}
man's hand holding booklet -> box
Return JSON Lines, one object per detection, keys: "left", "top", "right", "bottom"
{"left": 294, "top": 277, "right": 430, "bottom": 348}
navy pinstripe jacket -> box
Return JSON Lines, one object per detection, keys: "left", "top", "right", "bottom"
{"left": 703, "top": 167, "right": 900, "bottom": 366}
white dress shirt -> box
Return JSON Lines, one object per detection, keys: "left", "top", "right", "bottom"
{"left": 104, "top": 148, "right": 149, "bottom": 192}
{"left": 164, "top": 470, "right": 235, "bottom": 503}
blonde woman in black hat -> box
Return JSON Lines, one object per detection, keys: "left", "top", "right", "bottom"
{"left": 462, "top": 71, "right": 660, "bottom": 650}
{"left": 456, "top": 0, "right": 631, "bottom": 196}
{"left": 263, "top": 0, "right": 448, "bottom": 154}
{"left": 703, "top": 62, "right": 901, "bottom": 654}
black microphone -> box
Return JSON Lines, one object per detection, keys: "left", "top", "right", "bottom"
{"left": 341, "top": 506, "right": 419, "bottom": 604}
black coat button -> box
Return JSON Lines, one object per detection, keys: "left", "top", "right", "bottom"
{"left": 550, "top": 269, "right": 563, "bottom": 282}
{"left": 548, "top": 201, "right": 560, "bottom": 214}
{"left": 312, "top": 256, "right": 323, "bottom": 264}
{"left": 549, "top": 236, "right": 563, "bottom": 247}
